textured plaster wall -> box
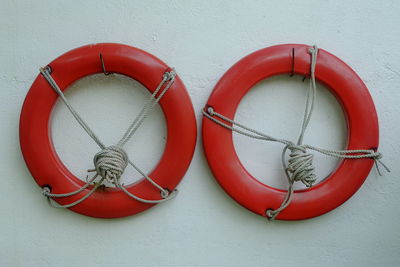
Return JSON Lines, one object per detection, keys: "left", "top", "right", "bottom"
{"left": 1, "top": 0, "right": 400, "bottom": 266}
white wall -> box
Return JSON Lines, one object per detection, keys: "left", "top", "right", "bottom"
{"left": 1, "top": 0, "right": 400, "bottom": 266}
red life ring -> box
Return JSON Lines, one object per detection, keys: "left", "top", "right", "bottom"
{"left": 202, "top": 44, "right": 379, "bottom": 220}
{"left": 20, "top": 43, "right": 197, "bottom": 218}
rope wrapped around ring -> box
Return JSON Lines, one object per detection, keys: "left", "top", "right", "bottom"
{"left": 202, "top": 45, "right": 389, "bottom": 220}
{"left": 40, "top": 67, "right": 178, "bottom": 208}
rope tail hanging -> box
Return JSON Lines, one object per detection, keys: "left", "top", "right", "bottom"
{"left": 40, "top": 66, "right": 178, "bottom": 208}
{"left": 202, "top": 45, "right": 389, "bottom": 220}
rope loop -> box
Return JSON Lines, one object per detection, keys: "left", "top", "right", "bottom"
{"left": 163, "top": 68, "right": 176, "bottom": 81}
{"left": 207, "top": 107, "right": 215, "bottom": 116}
{"left": 42, "top": 186, "right": 51, "bottom": 196}
{"left": 373, "top": 152, "right": 382, "bottom": 160}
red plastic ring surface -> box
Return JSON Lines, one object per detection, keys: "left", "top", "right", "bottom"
{"left": 202, "top": 44, "right": 379, "bottom": 220}
{"left": 20, "top": 43, "right": 197, "bottom": 218}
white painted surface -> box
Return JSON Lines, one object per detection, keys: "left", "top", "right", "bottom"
{"left": 1, "top": 0, "right": 399, "bottom": 266}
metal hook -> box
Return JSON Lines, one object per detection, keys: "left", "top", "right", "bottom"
{"left": 290, "top": 48, "right": 308, "bottom": 82}
{"left": 99, "top": 53, "right": 112, "bottom": 76}
{"left": 290, "top": 48, "right": 295, "bottom": 77}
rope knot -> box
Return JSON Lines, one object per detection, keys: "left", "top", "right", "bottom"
{"left": 373, "top": 151, "right": 382, "bottom": 160}
{"left": 163, "top": 69, "right": 176, "bottom": 81}
{"left": 286, "top": 144, "right": 317, "bottom": 188}
{"left": 93, "top": 145, "right": 128, "bottom": 183}
{"left": 207, "top": 107, "right": 215, "bottom": 116}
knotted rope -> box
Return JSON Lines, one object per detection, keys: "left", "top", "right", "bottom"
{"left": 203, "top": 45, "right": 389, "bottom": 220}
{"left": 40, "top": 66, "right": 178, "bottom": 208}
{"left": 285, "top": 145, "right": 315, "bottom": 187}
{"left": 91, "top": 145, "right": 128, "bottom": 183}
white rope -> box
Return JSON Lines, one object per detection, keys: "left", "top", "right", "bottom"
{"left": 202, "top": 45, "right": 389, "bottom": 220}
{"left": 40, "top": 66, "right": 178, "bottom": 208}
{"left": 43, "top": 177, "right": 105, "bottom": 208}
{"left": 91, "top": 145, "right": 128, "bottom": 183}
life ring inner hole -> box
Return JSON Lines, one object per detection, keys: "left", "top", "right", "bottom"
{"left": 50, "top": 73, "right": 167, "bottom": 187}
{"left": 232, "top": 74, "right": 347, "bottom": 190}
